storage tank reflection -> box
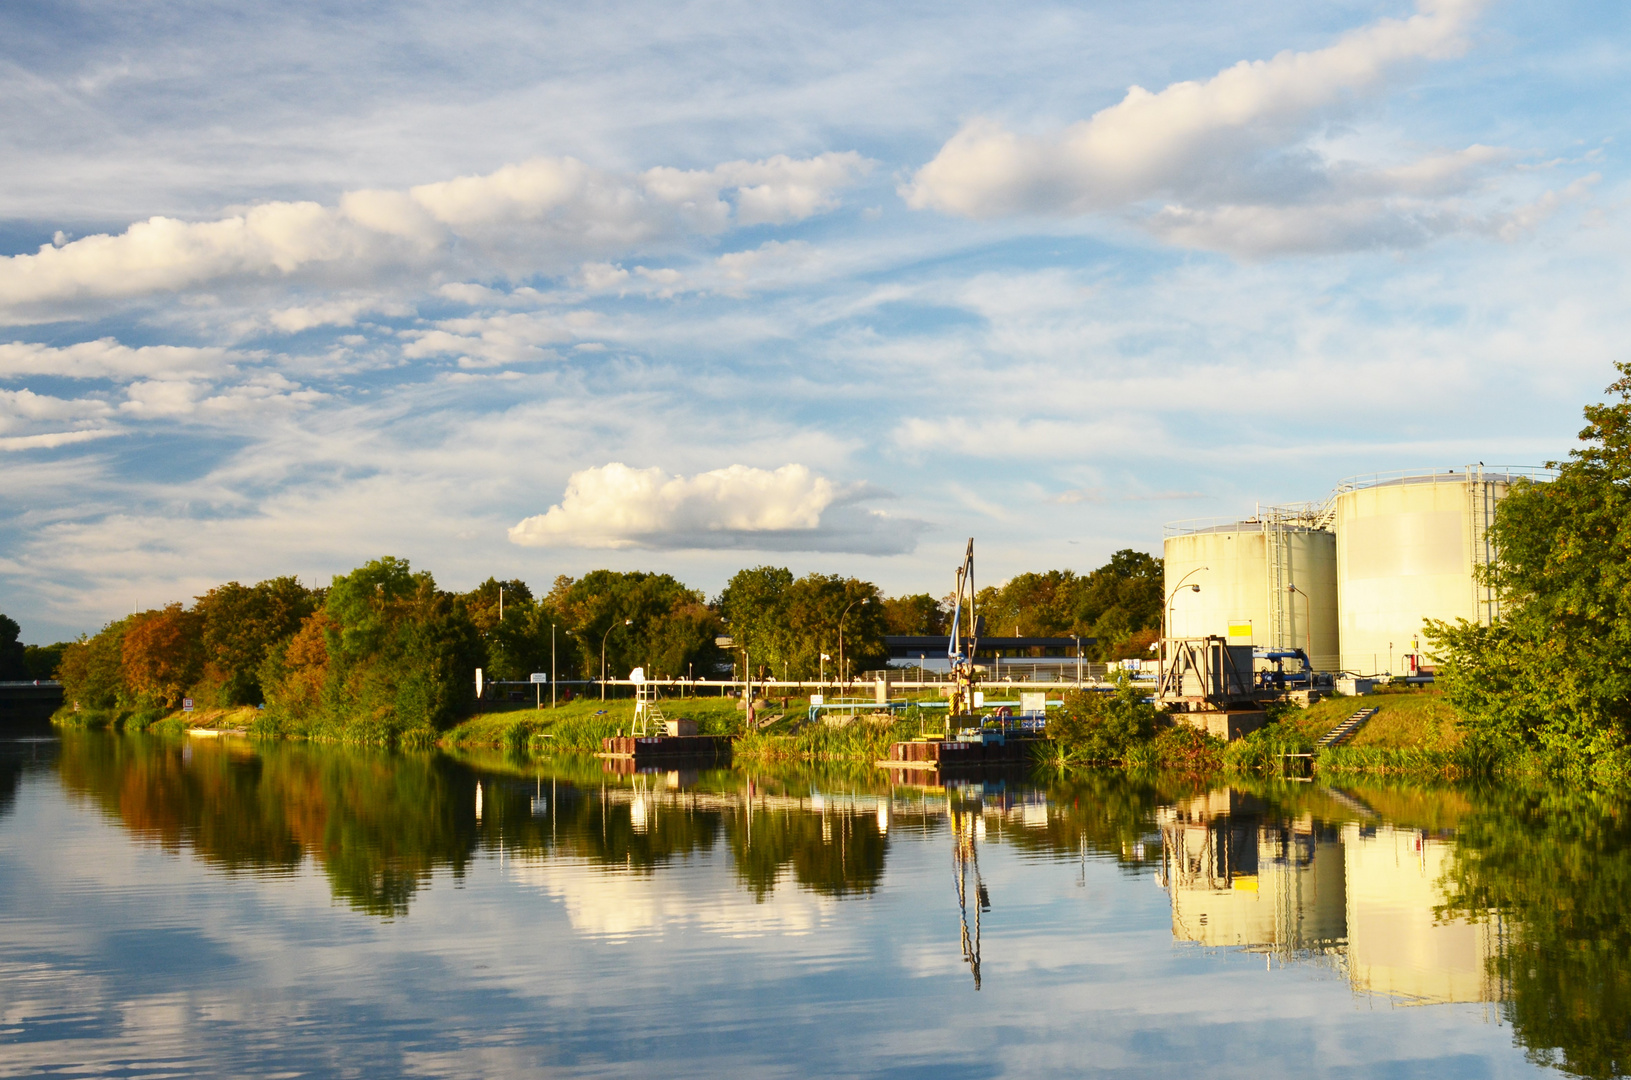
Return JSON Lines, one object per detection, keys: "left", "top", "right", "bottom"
{"left": 1158, "top": 792, "right": 1502, "bottom": 1005}
{"left": 1342, "top": 822, "right": 1503, "bottom": 1005}
{"left": 1157, "top": 791, "right": 1346, "bottom": 957}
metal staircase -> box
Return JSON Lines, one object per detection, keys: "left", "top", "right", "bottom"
{"left": 1317, "top": 707, "right": 1378, "bottom": 748}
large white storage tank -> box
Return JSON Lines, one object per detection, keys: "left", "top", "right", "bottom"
{"left": 1332, "top": 467, "right": 1546, "bottom": 675}
{"left": 1164, "top": 514, "right": 1339, "bottom": 672}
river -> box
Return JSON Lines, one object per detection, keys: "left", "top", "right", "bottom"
{"left": 0, "top": 731, "right": 1623, "bottom": 1078}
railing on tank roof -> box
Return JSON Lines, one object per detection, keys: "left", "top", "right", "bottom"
{"left": 1164, "top": 502, "right": 1334, "bottom": 537}
{"left": 1163, "top": 515, "right": 1261, "bottom": 538}
{"left": 1331, "top": 465, "right": 1557, "bottom": 494}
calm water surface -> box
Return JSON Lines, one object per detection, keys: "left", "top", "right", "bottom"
{"left": 0, "top": 732, "right": 1623, "bottom": 1078}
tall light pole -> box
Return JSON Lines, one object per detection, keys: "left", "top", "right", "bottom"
{"left": 1069, "top": 633, "right": 1082, "bottom": 685}
{"left": 1287, "top": 583, "right": 1313, "bottom": 663}
{"left": 550, "top": 623, "right": 557, "bottom": 708}
{"left": 838, "top": 596, "right": 870, "bottom": 687}
{"left": 601, "top": 618, "right": 631, "bottom": 701}
{"left": 1162, "top": 567, "right": 1208, "bottom": 644}
{"left": 1162, "top": 567, "right": 1207, "bottom": 687}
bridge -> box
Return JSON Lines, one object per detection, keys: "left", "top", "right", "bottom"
{"left": 0, "top": 681, "right": 64, "bottom": 731}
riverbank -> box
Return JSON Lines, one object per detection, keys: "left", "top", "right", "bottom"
{"left": 53, "top": 683, "right": 1610, "bottom": 784}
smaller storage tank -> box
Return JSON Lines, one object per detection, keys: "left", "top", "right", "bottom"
{"left": 1163, "top": 511, "right": 1339, "bottom": 672}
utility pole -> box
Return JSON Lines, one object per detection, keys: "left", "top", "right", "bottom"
{"left": 551, "top": 623, "right": 557, "bottom": 708}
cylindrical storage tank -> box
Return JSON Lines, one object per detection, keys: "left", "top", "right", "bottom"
{"left": 1332, "top": 468, "right": 1544, "bottom": 675}
{"left": 1164, "top": 518, "right": 1339, "bottom": 672}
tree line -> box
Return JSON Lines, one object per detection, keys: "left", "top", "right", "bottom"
{"left": 14, "top": 548, "right": 1161, "bottom": 741}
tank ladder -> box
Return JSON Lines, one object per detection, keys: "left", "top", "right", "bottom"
{"left": 1467, "top": 464, "right": 1500, "bottom": 625}
{"left": 1317, "top": 706, "right": 1378, "bottom": 748}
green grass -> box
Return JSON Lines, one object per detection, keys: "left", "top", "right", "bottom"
{"left": 1279, "top": 686, "right": 1464, "bottom": 752}
{"left": 440, "top": 693, "right": 774, "bottom": 752}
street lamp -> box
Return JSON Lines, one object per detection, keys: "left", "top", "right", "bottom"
{"left": 838, "top": 596, "right": 871, "bottom": 687}
{"left": 601, "top": 618, "right": 632, "bottom": 701}
{"left": 1287, "top": 583, "right": 1313, "bottom": 662}
{"left": 1162, "top": 567, "right": 1208, "bottom": 644}
{"left": 1069, "top": 633, "right": 1082, "bottom": 685}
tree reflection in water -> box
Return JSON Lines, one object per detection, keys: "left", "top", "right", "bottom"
{"left": 50, "top": 732, "right": 1631, "bottom": 1078}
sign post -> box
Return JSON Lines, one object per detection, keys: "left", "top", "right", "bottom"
{"left": 531, "top": 672, "right": 547, "bottom": 709}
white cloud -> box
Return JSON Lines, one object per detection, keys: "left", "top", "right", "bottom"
{"left": 899, "top": 0, "right": 1586, "bottom": 255}
{"left": 264, "top": 297, "right": 412, "bottom": 333}
{"left": 509, "top": 462, "right": 922, "bottom": 553}
{"left": 0, "top": 152, "right": 872, "bottom": 324}
{"left": 0, "top": 429, "right": 122, "bottom": 452}
{"left": 0, "top": 338, "right": 242, "bottom": 381}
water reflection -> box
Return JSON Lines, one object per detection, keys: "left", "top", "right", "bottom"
{"left": 30, "top": 732, "right": 1631, "bottom": 1078}
{"left": 1156, "top": 788, "right": 1503, "bottom": 1005}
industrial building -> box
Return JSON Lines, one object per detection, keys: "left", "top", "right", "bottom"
{"left": 1164, "top": 466, "right": 1551, "bottom": 677}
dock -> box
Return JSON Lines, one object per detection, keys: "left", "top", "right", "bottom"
{"left": 876, "top": 736, "right": 1045, "bottom": 772}
{"left": 599, "top": 735, "right": 732, "bottom": 763}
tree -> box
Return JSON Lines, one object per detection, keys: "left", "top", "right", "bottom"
{"left": 547, "top": 570, "right": 723, "bottom": 683}
{"left": 57, "top": 617, "right": 135, "bottom": 711}
{"left": 121, "top": 603, "right": 205, "bottom": 709}
{"left": 194, "top": 577, "right": 318, "bottom": 706}
{"left": 1046, "top": 676, "right": 1158, "bottom": 765}
{"left": 0, "top": 615, "right": 27, "bottom": 680}
{"left": 1427, "top": 362, "right": 1631, "bottom": 768}
{"left": 459, "top": 577, "right": 533, "bottom": 635}
{"left": 24, "top": 642, "right": 68, "bottom": 681}
{"left": 717, "top": 566, "right": 796, "bottom": 674}
{"left": 882, "top": 594, "right": 946, "bottom": 635}
{"left": 261, "top": 557, "right": 483, "bottom": 741}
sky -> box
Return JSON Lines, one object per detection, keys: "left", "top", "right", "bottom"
{"left": 2, "top": 0, "right": 1627, "bottom": 641}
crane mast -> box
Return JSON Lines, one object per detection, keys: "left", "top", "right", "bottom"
{"left": 947, "top": 538, "right": 980, "bottom": 727}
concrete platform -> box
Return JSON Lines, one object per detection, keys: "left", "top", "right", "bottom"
{"left": 1172, "top": 710, "right": 1267, "bottom": 741}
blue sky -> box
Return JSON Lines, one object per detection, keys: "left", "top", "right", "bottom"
{"left": 1, "top": 0, "right": 1626, "bottom": 640}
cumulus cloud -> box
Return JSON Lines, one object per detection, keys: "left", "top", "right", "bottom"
{"left": 0, "top": 152, "right": 872, "bottom": 324}
{"left": 900, "top": 0, "right": 1585, "bottom": 255}
{"left": 508, "top": 462, "right": 922, "bottom": 554}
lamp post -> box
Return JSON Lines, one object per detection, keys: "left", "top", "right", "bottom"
{"left": 838, "top": 596, "right": 870, "bottom": 688}
{"left": 1069, "top": 633, "right": 1082, "bottom": 685}
{"left": 1287, "top": 584, "right": 1313, "bottom": 662}
{"left": 601, "top": 618, "right": 631, "bottom": 701}
{"left": 1161, "top": 567, "right": 1207, "bottom": 685}
{"left": 550, "top": 623, "right": 557, "bottom": 708}
{"left": 1162, "top": 568, "right": 1208, "bottom": 644}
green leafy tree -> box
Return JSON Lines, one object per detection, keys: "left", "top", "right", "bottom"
{"left": 262, "top": 557, "right": 483, "bottom": 742}
{"left": 1426, "top": 363, "right": 1631, "bottom": 769}
{"left": 24, "top": 642, "right": 68, "bottom": 681}
{"left": 718, "top": 566, "right": 796, "bottom": 674}
{"left": 1046, "top": 675, "right": 1158, "bottom": 765}
{"left": 194, "top": 577, "right": 318, "bottom": 705}
{"left": 881, "top": 593, "right": 946, "bottom": 635}
{"left": 56, "top": 616, "right": 135, "bottom": 711}
{"left": 971, "top": 551, "right": 1162, "bottom": 662}
{"left": 0, "top": 615, "right": 26, "bottom": 680}
{"left": 547, "top": 570, "right": 723, "bottom": 683}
